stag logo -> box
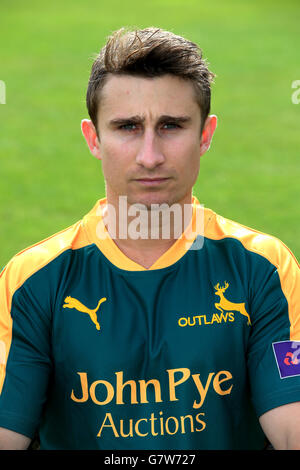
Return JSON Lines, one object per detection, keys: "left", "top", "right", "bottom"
{"left": 214, "top": 282, "right": 251, "bottom": 326}
{"left": 63, "top": 296, "right": 107, "bottom": 331}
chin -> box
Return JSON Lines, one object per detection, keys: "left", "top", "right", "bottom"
{"left": 128, "top": 192, "right": 184, "bottom": 210}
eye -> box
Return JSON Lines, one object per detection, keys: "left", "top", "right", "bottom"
{"left": 162, "top": 122, "right": 181, "bottom": 130}
{"left": 119, "top": 123, "right": 139, "bottom": 131}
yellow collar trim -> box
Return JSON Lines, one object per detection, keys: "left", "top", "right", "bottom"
{"left": 83, "top": 197, "right": 212, "bottom": 271}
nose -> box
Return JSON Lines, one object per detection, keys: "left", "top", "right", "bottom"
{"left": 135, "top": 129, "right": 165, "bottom": 169}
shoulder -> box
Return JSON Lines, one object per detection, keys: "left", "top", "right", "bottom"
{"left": 204, "top": 209, "right": 299, "bottom": 271}
{"left": 0, "top": 219, "right": 89, "bottom": 303}
{"left": 204, "top": 209, "right": 300, "bottom": 332}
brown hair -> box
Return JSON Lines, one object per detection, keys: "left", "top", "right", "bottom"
{"left": 86, "top": 27, "right": 215, "bottom": 135}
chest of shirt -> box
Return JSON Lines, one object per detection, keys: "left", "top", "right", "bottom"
{"left": 50, "top": 258, "right": 251, "bottom": 394}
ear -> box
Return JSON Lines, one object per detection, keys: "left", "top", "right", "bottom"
{"left": 81, "top": 119, "right": 102, "bottom": 160}
{"left": 199, "top": 115, "right": 217, "bottom": 156}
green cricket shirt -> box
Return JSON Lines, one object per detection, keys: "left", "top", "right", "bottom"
{"left": 0, "top": 197, "right": 299, "bottom": 449}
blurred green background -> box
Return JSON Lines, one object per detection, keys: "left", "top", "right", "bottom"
{"left": 0, "top": 0, "right": 299, "bottom": 267}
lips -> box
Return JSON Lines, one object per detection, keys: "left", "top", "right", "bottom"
{"left": 134, "top": 177, "right": 170, "bottom": 186}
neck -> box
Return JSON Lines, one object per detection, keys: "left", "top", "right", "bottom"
{"left": 102, "top": 192, "right": 194, "bottom": 268}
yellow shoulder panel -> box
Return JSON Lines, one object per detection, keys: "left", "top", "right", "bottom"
{"left": 205, "top": 213, "right": 300, "bottom": 339}
{"left": 0, "top": 219, "right": 89, "bottom": 391}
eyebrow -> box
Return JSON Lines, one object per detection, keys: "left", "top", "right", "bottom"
{"left": 108, "top": 115, "right": 192, "bottom": 127}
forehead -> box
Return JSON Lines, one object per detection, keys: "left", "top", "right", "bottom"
{"left": 98, "top": 74, "right": 200, "bottom": 121}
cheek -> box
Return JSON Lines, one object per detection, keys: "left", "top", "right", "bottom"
{"left": 100, "top": 141, "right": 126, "bottom": 179}
{"left": 171, "top": 138, "right": 200, "bottom": 173}
{"left": 177, "top": 142, "right": 201, "bottom": 189}
{"left": 101, "top": 135, "right": 135, "bottom": 164}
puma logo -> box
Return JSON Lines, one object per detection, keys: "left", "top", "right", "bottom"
{"left": 63, "top": 296, "right": 107, "bottom": 331}
{"left": 214, "top": 282, "right": 251, "bottom": 326}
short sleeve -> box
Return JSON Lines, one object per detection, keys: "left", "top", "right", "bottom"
{"left": 0, "top": 259, "right": 52, "bottom": 438}
{"left": 246, "top": 243, "right": 300, "bottom": 417}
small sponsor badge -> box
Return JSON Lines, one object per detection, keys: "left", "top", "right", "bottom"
{"left": 272, "top": 341, "right": 300, "bottom": 379}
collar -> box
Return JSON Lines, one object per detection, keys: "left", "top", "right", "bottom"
{"left": 82, "top": 196, "right": 213, "bottom": 271}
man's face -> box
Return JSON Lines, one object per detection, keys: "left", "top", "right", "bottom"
{"left": 83, "top": 74, "right": 216, "bottom": 208}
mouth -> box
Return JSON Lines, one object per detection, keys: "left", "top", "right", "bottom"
{"left": 134, "top": 177, "right": 171, "bottom": 186}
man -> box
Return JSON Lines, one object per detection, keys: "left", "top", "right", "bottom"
{"left": 0, "top": 27, "right": 299, "bottom": 450}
